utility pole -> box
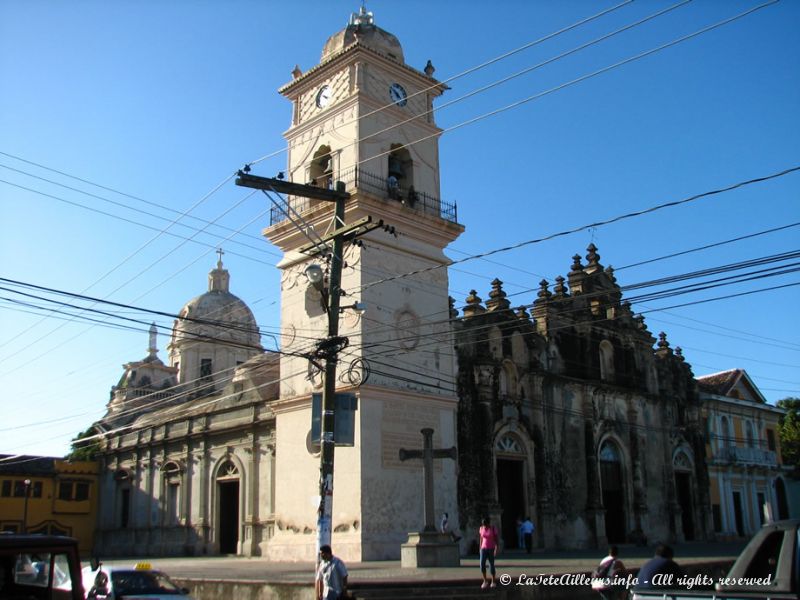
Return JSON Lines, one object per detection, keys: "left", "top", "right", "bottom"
{"left": 235, "top": 170, "right": 379, "bottom": 555}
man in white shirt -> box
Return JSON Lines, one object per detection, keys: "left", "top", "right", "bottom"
{"left": 316, "top": 544, "right": 348, "bottom": 600}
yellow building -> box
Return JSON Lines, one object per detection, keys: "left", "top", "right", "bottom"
{"left": 699, "top": 369, "right": 791, "bottom": 539}
{"left": 0, "top": 455, "right": 98, "bottom": 553}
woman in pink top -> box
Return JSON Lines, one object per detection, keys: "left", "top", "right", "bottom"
{"left": 479, "top": 517, "right": 499, "bottom": 588}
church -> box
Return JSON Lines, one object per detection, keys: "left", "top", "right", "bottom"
{"left": 92, "top": 8, "right": 717, "bottom": 561}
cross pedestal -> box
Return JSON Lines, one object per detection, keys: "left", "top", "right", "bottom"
{"left": 398, "top": 428, "right": 460, "bottom": 568}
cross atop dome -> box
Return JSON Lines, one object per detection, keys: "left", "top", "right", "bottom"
{"left": 350, "top": 4, "right": 374, "bottom": 27}
{"left": 209, "top": 250, "right": 230, "bottom": 293}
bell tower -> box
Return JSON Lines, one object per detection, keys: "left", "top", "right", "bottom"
{"left": 264, "top": 8, "right": 464, "bottom": 561}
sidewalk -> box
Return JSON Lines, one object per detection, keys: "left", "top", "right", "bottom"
{"left": 98, "top": 541, "right": 745, "bottom": 585}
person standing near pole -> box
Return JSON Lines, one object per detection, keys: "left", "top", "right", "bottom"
{"left": 316, "top": 545, "right": 348, "bottom": 600}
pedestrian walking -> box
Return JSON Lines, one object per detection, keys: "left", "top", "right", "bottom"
{"left": 478, "top": 517, "right": 499, "bottom": 589}
{"left": 316, "top": 544, "right": 348, "bottom": 600}
{"left": 520, "top": 516, "right": 535, "bottom": 553}
{"left": 591, "top": 545, "right": 626, "bottom": 600}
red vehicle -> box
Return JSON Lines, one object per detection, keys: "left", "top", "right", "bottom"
{"left": 0, "top": 533, "right": 85, "bottom": 600}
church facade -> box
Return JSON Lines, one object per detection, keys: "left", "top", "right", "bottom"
{"left": 94, "top": 259, "right": 280, "bottom": 557}
{"left": 453, "top": 247, "right": 712, "bottom": 550}
{"left": 91, "top": 9, "right": 725, "bottom": 560}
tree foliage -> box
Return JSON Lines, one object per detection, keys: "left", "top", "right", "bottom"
{"left": 66, "top": 425, "right": 100, "bottom": 461}
{"left": 777, "top": 397, "right": 800, "bottom": 474}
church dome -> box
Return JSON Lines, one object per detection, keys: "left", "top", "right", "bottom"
{"left": 170, "top": 257, "right": 262, "bottom": 350}
{"left": 321, "top": 7, "right": 404, "bottom": 64}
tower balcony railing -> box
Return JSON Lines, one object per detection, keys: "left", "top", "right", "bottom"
{"left": 268, "top": 166, "right": 458, "bottom": 226}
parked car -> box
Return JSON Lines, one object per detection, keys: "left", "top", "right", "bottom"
{"left": 82, "top": 562, "right": 194, "bottom": 600}
{"left": 632, "top": 519, "right": 800, "bottom": 600}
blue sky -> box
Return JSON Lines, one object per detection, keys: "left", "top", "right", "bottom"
{"left": 1, "top": 0, "right": 798, "bottom": 457}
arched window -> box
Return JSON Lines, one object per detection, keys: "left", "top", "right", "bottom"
{"left": 498, "top": 361, "right": 517, "bottom": 401}
{"left": 114, "top": 469, "right": 131, "bottom": 529}
{"left": 720, "top": 416, "right": 732, "bottom": 448}
{"left": 599, "top": 440, "right": 622, "bottom": 463}
{"left": 673, "top": 450, "right": 692, "bottom": 471}
{"left": 745, "top": 421, "right": 755, "bottom": 448}
{"left": 599, "top": 340, "right": 614, "bottom": 382}
{"left": 162, "top": 461, "right": 182, "bottom": 526}
{"left": 496, "top": 434, "right": 524, "bottom": 455}
{"left": 310, "top": 145, "right": 333, "bottom": 188}
{"left": 217, "top": 460, "right": 239, "bottom": 480}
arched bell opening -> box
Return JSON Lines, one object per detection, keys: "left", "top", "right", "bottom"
{"left": 310, "top": 145, "right": 333, "bottom": 189}
{"left": 387, "top": 144, "right": 414, "bottom": 200}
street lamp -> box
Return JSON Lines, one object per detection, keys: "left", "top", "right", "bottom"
{"left": 22, "top": 479, "right": 31, "bottom": 534}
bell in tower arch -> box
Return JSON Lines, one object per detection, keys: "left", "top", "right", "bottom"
{"left": 388, "top": 155, "right": 404, "bottom": 179}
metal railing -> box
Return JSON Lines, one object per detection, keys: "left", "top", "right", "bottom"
{"left": 714, "top": 445, "right": 778, "bottom": 467}
{"left": 268, "top": 166, "right": 458, "bottom": 226}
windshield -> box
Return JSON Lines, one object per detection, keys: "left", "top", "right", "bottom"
{"left": 110, "top": 570, "right": 180, "bottom": 595}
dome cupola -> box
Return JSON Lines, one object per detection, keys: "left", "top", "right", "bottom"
{"left": 168, "top": 253, "right": 263, "bottom": 391}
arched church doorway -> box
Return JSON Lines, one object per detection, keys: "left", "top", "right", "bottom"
{"left": 775, "top": 477, "right": 789, "bottom": 520}
{"left": 599, "top": 440, "right": 626, "bottom": 543}
{"left": 673, "top": 450, "right": 695, "bottom": 541}
{"left": 216, "top": 460, "right": 240, "bottom": 555}
{"left": 495, "top": 434, "right": 527, "bottom": 549}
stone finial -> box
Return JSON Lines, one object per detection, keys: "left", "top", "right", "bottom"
{"left": 553, "top": 275, "right": 567, "bottom": 298}
{"left": 535, "top": 279, "right": 552, "bottom": 302}
{"left": 656, "top": 332, "right": 673, "bottom": 357}
{"left": 448, "top": 296, "right": 458, "bottom": 320}
{"left": 605, "top": 265, "right": 616, "bottom": 283}
{"left": 486, "top": 278, "right": 510, "bottom": 312}
{"left": 634, "top": 314, "right": 646, "bottom": 330}
{"left": 424, "top": 59, "right": 435, "bottom": 77}
{"left": 585, "top": 243, "right": 602, "bottom": 273}
{"left": 462, "top": 289, "right": 486, "bottom": 318}
{"left": 292, "top": 64, "right": 303, "bottom": 80}
{"left": 515, "top": 305, "right": 531, "bottom": 321}
{"left": 675, "top": 347, "right": 684, "bottom": 361}
{"left": 619, "top": 301, "right": 633, "bottom": 320}
{"left": 568, "top": 253, "right": 586, "bottom": 294}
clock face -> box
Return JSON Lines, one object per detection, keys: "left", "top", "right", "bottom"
{"left": 389, "top": 82, "right": 407, "bottom": 107}
{"left": 316, "top": 85, "right": 332, "bottom": 108}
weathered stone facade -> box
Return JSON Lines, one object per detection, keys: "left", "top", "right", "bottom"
{"left": 454, "top": 244, "right": 712, "bottom": 550}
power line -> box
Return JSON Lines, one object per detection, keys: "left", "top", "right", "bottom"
{"left": 247, "top": 0, "right": 636, "bottom": 167}
{"left": 333, "top": 1, "right": 781, "bottom": 176}
{"left": 357, "top": 165, "right": 800, "bottom": 292}
{"left": 286, "top": 0, "right": 693, "bottom": 178}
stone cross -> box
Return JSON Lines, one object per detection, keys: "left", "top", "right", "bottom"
{"left": 399, "top": 428, "right": 457, "bottom": 532}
